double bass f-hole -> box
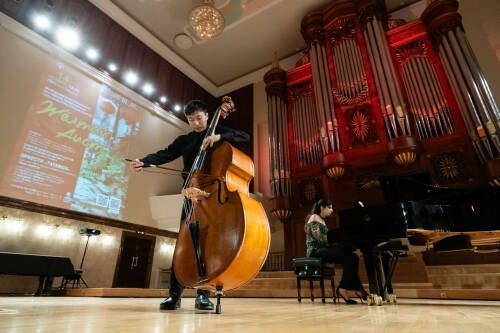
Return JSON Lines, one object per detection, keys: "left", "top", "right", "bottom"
{"left": 211, "top": 178, "right": 228, "bottom": 204}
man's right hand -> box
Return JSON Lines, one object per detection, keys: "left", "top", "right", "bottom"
{"left": 130, "top": 159, "right": 144, "bottom": 173}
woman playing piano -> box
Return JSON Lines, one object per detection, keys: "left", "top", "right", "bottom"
{"left": 305, "top": 199, "right": 368, "bottom": 304}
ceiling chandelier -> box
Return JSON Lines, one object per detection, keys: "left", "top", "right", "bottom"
{"left": 188, "top": 0, "right": 225, "bottom": 40}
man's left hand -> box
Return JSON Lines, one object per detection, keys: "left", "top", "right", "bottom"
{"left": 202, "top": 134, "right": 221, "bottom": 149}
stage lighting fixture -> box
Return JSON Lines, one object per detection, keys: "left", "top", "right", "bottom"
{"left": 79, "top": 228, "right": 101, "bottom": 236}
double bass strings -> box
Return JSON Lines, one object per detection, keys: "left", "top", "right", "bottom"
{"left": 181, "top": 103, "right": 223, "bottom": 222}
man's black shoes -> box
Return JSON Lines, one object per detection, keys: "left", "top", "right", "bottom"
{"left": 159, "top": 294, "right": 213, "bottom": 311}
{"left": 159, "top": 296, "right": 181, "bottom": 310}
{"left": 195, "top": 294, "right": 214, "bottom": 310}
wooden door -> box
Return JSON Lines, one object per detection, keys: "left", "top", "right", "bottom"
{"left": 113, "top": 232, "right": 155, "bottom": 288}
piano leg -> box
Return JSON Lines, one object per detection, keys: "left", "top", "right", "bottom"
{"left": 361, "top": 246, "right": 384, "bottom": 306}
{"left": 331, "top": 279, "right": 336, "bottom": 303}
{"left": 382, "top": 252, "right": 399, "bottom": 304}
{"left": 375, "top": 254, "right": 386, "bottom": 296}
{"left": 320, "top": 278, "right": 326, "bottom": 303}
{"left": 43, "top": 276, "right": 54, "bottom": 295}
{"left": 296, "top": 277, "right": 302, "bottom": 302}
{"left": 382, "top": 254, "right": 393, "bottom": 294}
{"left": 36, "top": 276, "right": 46, "bottom": 296}
{"left": 309, "top": 280, "right": 314, "bottom": 302}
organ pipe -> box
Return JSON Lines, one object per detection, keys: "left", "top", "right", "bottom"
{"left": 301, "top": 10, "right": 346, "bottom": 179}
{"left": 422, "top": 0, "right": 500, "bottom": 163}
{"left": 264, "top": 56, "right": 292, "bottom": 220}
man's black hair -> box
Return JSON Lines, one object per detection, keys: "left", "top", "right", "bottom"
{"left": 184, "top": 100, "right": 208, "bottom": 116}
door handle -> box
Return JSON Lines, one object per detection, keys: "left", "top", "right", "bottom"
{"left": 130, "top": 256, "right": 139, "bottom": 269}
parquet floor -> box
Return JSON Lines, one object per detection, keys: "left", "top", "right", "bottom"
{"left": 0, "top": 297, "right": 499, "bottom": 333}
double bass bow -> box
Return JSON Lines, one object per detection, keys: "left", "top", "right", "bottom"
{"left": 173, "top": 96, "right": 270, "bottom": 314}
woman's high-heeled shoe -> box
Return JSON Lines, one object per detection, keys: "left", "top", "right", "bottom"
{"left": 355, "top": 290, "right": 368, "bottom": 302}
{"left": 336, "top": 287, "right": 357, "bottom": 305}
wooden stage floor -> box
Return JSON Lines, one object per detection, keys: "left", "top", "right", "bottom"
{"left": 0, "top": 297, "right": 499, "bottom": 333}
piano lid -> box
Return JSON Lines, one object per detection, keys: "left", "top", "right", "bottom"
{"left": 380, "top": 172, "right": 500, "bottom": 205}
{"left": 380, "top": 172, "right": 434, "bottom": 203}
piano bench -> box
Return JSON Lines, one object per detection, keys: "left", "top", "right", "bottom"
{"left": 292, "top": 257, "right": 336, "bottom": 304}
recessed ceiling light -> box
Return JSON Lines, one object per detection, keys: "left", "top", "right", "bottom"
{"left": 124, "top": 71, "right": 139, "bottom": 86}
{"left": 33, "top": 14, "right": 51, "bottom": 30}
{"left": 86, "top": 48, "right": 99, "bottom": 61}
{"left": 142, "top": 83, "right": 154, "bottom": 95}
{"left": 108, "top": 63, "right": 118, "bottom": 72}
{"left": 174, "top": 104, "right": 181, "bottom": 112}
{"left": 55, "top": 27, "right": 80, "bottom": 51}
{"left": 159, "top": 96, "right": 167, "bottom": 103}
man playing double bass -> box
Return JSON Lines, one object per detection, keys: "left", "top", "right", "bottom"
{"left": 130, "top": 99, "right": 250, "bottom": 311}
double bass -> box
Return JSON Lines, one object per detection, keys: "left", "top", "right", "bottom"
{"left": 173, "top": 96, "right": 270, "bottom": 314}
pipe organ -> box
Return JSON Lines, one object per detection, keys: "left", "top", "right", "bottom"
{"left": 264, "top": 0, "right": 500, "bottom": 262}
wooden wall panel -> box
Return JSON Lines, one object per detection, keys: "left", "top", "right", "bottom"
{"left": 84, "top": 7, "right": 112, "bottom": 62}
{"left": 122, "top": 36, "right": 147, "bottom": 77}
{"left": 140, "top": 47, "right": 161, "bottom": 85}
{"left": 0, "top": 0, "right": 31, "bottom": 18}
{"left": 60, "top": 0, "right": 93, "bottom": 28}
{"left": 217, "top": 84, "right": 254, "bottom": 158}
{"left": 156, "top": 60, "right": 175, "bottom": 104}
{"left": 102, "top": 22, "right": 129, "bottom": 69}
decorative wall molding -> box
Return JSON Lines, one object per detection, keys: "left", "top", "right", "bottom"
{"left": 0, "top": 195, "right": 178, "bottom": 239}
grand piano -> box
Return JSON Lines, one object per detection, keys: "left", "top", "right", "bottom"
{"left": 0, "top": 252, "right": 77, "bottom": 295}
{"left": 334, "top": 173, "right": 500, "bottom": 305}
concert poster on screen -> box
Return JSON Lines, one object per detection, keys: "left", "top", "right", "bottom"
{"left": 0, "top": 57, "right": 141, "bottom": 219}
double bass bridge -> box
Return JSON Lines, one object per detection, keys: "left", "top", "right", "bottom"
{"left": 182, "top": 187, "right": 210, "bottom": 202}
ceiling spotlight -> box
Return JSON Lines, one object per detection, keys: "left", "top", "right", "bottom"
{"left": 142, "top": 83, "right": 155, "bottom": 95}
{"left": 86, "top": 48, "right": 99, "bottom": 61}
{"left": 108, "top": 63, "right": 118, "bottom": 72}
{"left": 55, "top": 27, "right": 80, "bottom": 51}
{"left": 174, "top": 104, "right": 182, "bottom": 112}
{"left": 124, "top": 71, "right": 139, "bottom": 86}
{"left": 33, "top": 14, "right": 51, "bottom": 30}
{"left": 159, "top": 96, "right": 167, "bottom": 103}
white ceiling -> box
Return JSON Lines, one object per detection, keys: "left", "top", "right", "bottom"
{"left": 90, "top": 0, "right": 422, "bottom": 97}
